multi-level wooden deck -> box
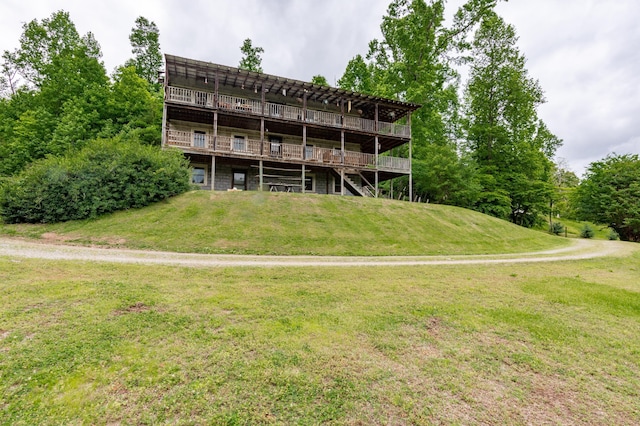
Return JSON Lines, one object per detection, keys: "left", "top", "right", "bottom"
{"left": 162, "top": 54, "right": 421, "bottom": 196}
{"left": 165, "top": 86, "right": 411, "bottom": 173}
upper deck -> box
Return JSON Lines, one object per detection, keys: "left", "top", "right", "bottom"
{"left": 164, "top": 54, "right": 420, "bottom": 144}
{"left": 165, "top": 86, "right": 411, "bottom": 138}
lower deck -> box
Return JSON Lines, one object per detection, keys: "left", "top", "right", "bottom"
{"left": 187, "top": 154, "right": 408, "bottom": 198}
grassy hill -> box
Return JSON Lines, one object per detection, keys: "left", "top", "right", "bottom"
{"left": 2, "top": 191, "right": 640, "bottom": 424}
{"left": 0, "top": 190, "right": 568, "bottom": 255}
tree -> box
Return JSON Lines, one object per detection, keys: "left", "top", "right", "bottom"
{"left": 311, "top": 75, "right": 329, "bottom": 86}
{"left": 3, "top": 10, "right": 109, "bottom": 117}
{"left": 574, "top": 154, "right": 640, "bottom": 242}
{"left": 338, "top": 0, "right": 499, "bottom": 202}
{"left": 337, "top": 54, "right": 376, "bottom": 94}
{"left": 549, "top": 158, "right": 579, "bottom": 222}
{"left": 126, "top": 16, "right": 162, "bottom": 85}
{"left": 4, "top": 11, "right": 101, "bottom": 87}
{"left": 412, "top": 144, "right": 480, "bottom": 206}
{"left": 0, "top": 11, "right": 162, "bottom": 176}
{"left": 462, "top": 12, "right": 560, "bottom": 226}
{"left": 107, "top": 66, "right": 163, "bottom": 144}
{"left": 238, "top": 39, "right": 264, "bottom": 73}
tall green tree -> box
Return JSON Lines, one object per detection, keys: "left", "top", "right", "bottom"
{"left": 0, "top": 11, "right": 110, "bottom": 175}
{"left": 462, "top": 12, "right": 561, "bottom": 226}
{"left": 338, "top": 0, "right": 498, "bottom": 203}
{"left": 126, "top": 16, "right": 162, "bottom": 85}
{"left": 0, "top": 10, "right": 163, "bottom": 176}
{"left": 575, "top": 154, "right": 640, "bottom": 242}
{"left": 238, "top": 38, "right": 264, "bottom": 73}
{"left": 5, "top": 11, "right": 102, "bottom": 87}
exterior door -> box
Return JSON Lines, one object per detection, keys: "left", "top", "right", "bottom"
{"left": 305, "top": 144, "right": 314, "bottom": 160}
{"left": 232, "top": 170, "right": 247, "bottom": 190}
{"left": 233, "top": 135, "right": 246, "bottom": 152}
{"left": 193, "top": 130, "right": 206, "bottom": 148}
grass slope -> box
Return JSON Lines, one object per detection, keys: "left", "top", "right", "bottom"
{"left": 1, "top": 191, "right": 568, "bottom": 255}
{"left": 1, "top": 248, "right": 639, "bottom": 424}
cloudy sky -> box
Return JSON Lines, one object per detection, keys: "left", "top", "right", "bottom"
{"left": 2, "top": 0, "right": 639, "bottom": 177}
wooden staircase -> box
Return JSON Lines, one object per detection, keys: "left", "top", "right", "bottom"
{"left": 334, "top": 169, "right": 375, "bottom": 197}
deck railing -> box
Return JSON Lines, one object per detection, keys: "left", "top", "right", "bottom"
{"left": 378, "top": 155, "right": 410, "bottom": 171}
{"left": 166, "top": 132, "right": 410, "bottom": 173}
{"left": 166, "top": 86, "right": 411, "bottom": 138}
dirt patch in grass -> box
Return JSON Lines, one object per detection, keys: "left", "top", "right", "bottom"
{"left": 113, "top": 302, "right": 151, "bottom": 316}
{"left": 41, "top": 232, "right": 74, "bottom": 242}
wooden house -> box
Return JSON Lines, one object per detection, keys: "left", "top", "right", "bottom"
{"left": 162, "top": 54, "right": 420, "bottom": 197}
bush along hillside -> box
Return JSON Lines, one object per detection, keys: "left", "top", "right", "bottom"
{"left": 0, "top": 138, "right": 190, "bottom": 223}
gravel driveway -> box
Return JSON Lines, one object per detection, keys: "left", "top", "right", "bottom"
{"left": 0, "top": 237, "right": 632, "bottom": 267}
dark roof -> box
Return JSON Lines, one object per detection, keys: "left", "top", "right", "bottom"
{"left": 165, "top": 54, "right": 421, "bottom": 122}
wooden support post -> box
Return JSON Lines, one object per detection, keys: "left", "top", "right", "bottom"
{"left": 375, "top": 135, "right": 379, "bottom": 198}
{"left": 302, "top": 92, "right": 307, "bottom": 159}
{"left": 214, "top": 72, "right": 219, "bottom": 105}
{"left": 374, "top": 103, "right": 379, "bottom": 198}
{"left": 390, "top": 178, "right": 394, "bottom": 200}
{"left": 374, "top": 103, "right": 379, "bottom": 131}
{"left": 213, "top": 71, "right": 219, "bottom": 149}
{"left": 301, "top": 165, "right": 305, "bottom": 194}
{"left": 303, "top": 92, "right": 307, "bottom": 120}
{"left": 341, "top": 130, "right": 345, "bottom": 165}
{"left": 260, "top": 85, "right": 266, "bottom": 156}
{"left": 213, "top": 110, "right": 218, "bottom": 150}
{"left": 211, "top": 155, "right": 216, "bottom": 191}
{"left": 302, "top": 125, "right": 307, "bottom": 158}
{"left": 408, "top": 112, "right": 412, "bottom": 202}
{"left": 340, "top": 102, "right": 346, "bottom": 194}
{"left": 260, "top": 118, "right": 264, "bottom": 155}
{"left": 259, "top": 160, "right": 263, "bottom": 191}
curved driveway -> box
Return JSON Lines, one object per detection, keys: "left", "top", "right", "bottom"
{"left": 0, "top": 237, "right": 632, "bottom": 268}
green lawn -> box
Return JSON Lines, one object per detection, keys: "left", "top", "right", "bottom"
{"left": 0, "top": 191, "right": 569, "bottom": 256}
{"left": 1, "top": 246, "right": 639, "bottom": 424}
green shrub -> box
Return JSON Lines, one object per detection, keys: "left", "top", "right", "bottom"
{"left": 0, "top": 138, "right": 190, "bottom": 223}
{"left": 550, "top": 222, "right": 564, "bottom": 235}
{"left": 580, "top": 223, "right": 595, "bottom": 239}
{"left": 607, "top": 228, "right": 619, "bottom": 241}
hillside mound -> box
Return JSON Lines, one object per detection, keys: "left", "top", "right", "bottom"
{"left": 3, "top": 191, "right": 568, "bottom": 256}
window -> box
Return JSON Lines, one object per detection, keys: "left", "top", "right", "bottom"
{"left": 304, "top": 174, "right": 315, "bottom": 192}
{"left": 193, "top": 130, "right": 206, "bottom": 148}
{"left": 233, "top": 135, "right": 246, "bottom": 152}
{"left": 269, "top": 136, "right": 282, "bottom": 157}
{"left": 232, "top": 170, "right": 247, "bottom": 190}
{"left": 192, "top": 167, "right": 206, "bottom": 185}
